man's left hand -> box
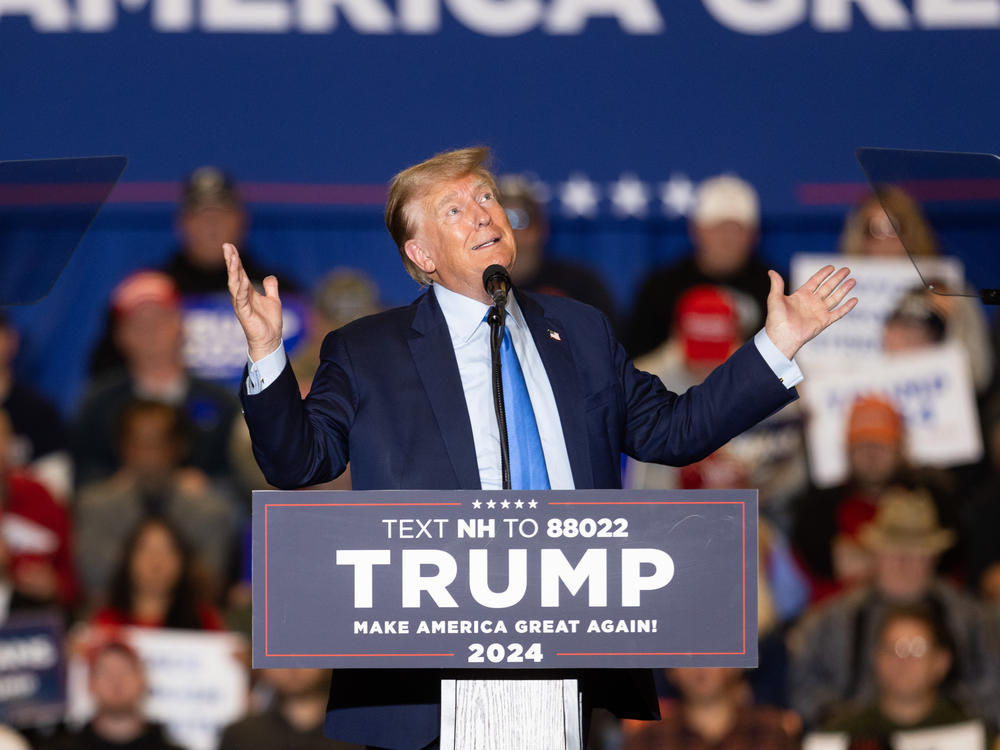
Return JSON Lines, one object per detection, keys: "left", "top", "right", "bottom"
{"left": 765, "top": 265, "right": 857, "bottom": 360}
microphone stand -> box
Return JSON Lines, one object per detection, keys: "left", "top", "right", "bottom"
{"left": 488, "top": 300, "right": 512, "bottom": 490}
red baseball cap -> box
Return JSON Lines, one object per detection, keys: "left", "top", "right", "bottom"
{"left": 674, "top": 285, "right": 739, "bottom": 367}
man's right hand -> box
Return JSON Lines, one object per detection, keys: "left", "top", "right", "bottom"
{"left": 224, "top": 242, "right": 283, "bottom": 362}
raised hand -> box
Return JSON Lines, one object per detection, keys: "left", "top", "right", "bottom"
{"left": 224, "top": 242, "right": 283, "bottom": 361}
{"left": 764, "top": 265, "right": 858, "bottom": 359}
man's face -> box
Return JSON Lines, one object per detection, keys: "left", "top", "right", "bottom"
{"left": 178, "top": 205, "right": 246, "bottom": 269}
{"left": 404, "top": 173, "right": 516, "bottom": 304}
{"left": 89, "top": 649, "right": 146, "bottom": 717}
{"left": 848, "top": 441, "right": 902, "bottom": 487}
{"left": 874, "top": 549, "right": 936, "bottom": 602}
{"left": 875, "top": 617, "right": 950, "bottom": 702}
{"left": 691, "top": 220, "right": 757, "bottom": 277}
{"left": 114, "top": 303, "right": 184, "bottom": 367}
{"left": 120, "top": 411, "right": 180, "bottom": 481}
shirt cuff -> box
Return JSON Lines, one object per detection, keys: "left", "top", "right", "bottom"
{"left": 245, "top": 344, "right": 287, "bottom": 395}
{"left": 753, "top": 328, "right": 803, "bottom": 389}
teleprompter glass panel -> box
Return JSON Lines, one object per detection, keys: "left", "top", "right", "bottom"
{"left": 856, "top": 148, "right": 1000, "bottom": 304}
{"left": 0, "top": 156, "right": 127, "bottom": 305}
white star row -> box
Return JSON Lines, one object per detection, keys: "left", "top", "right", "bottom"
{"left": 555, "top": 173, "right": 697, "bottom": 219}
{"left": 470, "top": 499, "right": 539, "bottom": 509}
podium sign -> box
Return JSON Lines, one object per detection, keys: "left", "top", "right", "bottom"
{"left": 252, "top": 489, "right": 757, "bottom": 670}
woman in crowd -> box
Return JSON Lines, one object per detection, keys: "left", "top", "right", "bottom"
{"left": 90, "top": 517, "right": 223, "bottom": 630}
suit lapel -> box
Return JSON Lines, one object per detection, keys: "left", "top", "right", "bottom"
{"left": 407, "top": 287, "right": 482, "bottom": 490}
{"left": 517, "top": 291, "right": 595, "bottom": 489}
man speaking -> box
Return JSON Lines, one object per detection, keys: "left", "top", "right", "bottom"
{"left": 225, "top": 147, "right": 856, "bottom": 749}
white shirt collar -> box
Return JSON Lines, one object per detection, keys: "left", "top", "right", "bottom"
{"left": 433, "top": 283, "right": 527, "bottom": 346}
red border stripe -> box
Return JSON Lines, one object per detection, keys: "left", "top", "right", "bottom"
{"left": 270, "top": 652, "right": 456, "bottom": 658}
{"left": 263, "top": 499, "right": 750, "bottom": 659}
{"left": 548, "top": 500, "right": 743, "bottom": 505}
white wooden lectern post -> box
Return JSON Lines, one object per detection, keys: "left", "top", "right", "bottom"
{"left": 440, "top": 679, "right": 582, "bottom": 750}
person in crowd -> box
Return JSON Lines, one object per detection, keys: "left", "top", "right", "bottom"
{"left": 839, "top": 190, "right": 993, "bottom": 391}
{"left": 226, "top": 145, "right": 856, "bottom": 749}
{"left": 75, "top": 399, "right": 235, "bottom": 608}
{"left": 87, "top": 168, "right": 295, "bottom": 381}
{"left": 498, "top": 175, "right": 619, "bottom": 328}
{"left": 837, "top": 189, "right": 938, "bottom": 259}
{"left": 962, "top": 394, "right": 1000, "bottom": 600}
{"left": 0, "top": 408, "right": 76, "bottom": 614}
{"left": 90, "top": 517, "right": 224, "bottom": 630}
{"left": 165, "top": 166, "right": 273, "bottom": 295}
{"left": 219, "top": 669, "right": 363, "bottom": 750}
{"left": 626, "top": 285, "right": 744, "bottom": 491}
{"left": 634, "top": 285, "right": 741, "bottom": 392}
{"left": 625, "top": 175, "right": 772, "bottom": 358}
{"left": 0, "top": 311, "right": 71, "bottom": 501}
{"left": 882, "top": 285, "right": 993, "bottom": 394}
{"left": 882, "top": 287, "right": 947, "bottom": 353}
{"left": 167, "top": 167, "right": 304, "bottom": 386}
{"left": 42, "top": 639, "right": 183, "bottom": 750}
{"left": 791, "top": 395, "right": 959, "bottom": 601}
{"left": 818, "top": 603, "right": 990, "bottom": 749}
{"left": 789, "top": 490, "right": 1000, "bottom": 730}
{"left": 74, "top": 270, "right": 241, "bottom": 489}
{"left": 621, "top": 667, "right": 799, "bottom": 750}
{"left": 290, "top": 268, "right": 383, "bottom": 396}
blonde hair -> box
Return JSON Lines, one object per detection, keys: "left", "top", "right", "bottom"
{"left": 838, "top": 187, "right": 939, "bottom": 258}
{"left": 385, "top": 146, "right": 498, "bottom": 285}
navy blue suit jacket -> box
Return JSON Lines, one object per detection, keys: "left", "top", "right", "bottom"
{"left": 241, "top": 287, "right": 796, "bottom": 749}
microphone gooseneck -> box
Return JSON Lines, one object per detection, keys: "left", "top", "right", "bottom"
{"left": 483, "top": 264, "right": 513, "bottom": 490}
{"left": 482, "top": 264, "right": 511, "bottom": 307}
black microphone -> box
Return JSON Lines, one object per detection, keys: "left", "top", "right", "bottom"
{"left": 482, "top": 264, "right": 511, "bottom": 307}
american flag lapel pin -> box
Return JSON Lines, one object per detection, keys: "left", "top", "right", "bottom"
{"left": 547, "top": 329, "right": 562, "bottom": 341}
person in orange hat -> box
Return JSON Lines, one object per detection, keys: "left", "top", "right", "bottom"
{"left": 791, "top": 394, "right": 958, "bottom": 603}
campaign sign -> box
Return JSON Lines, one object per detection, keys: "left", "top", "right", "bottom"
{"left": 790, "top": 253, "right": 964, "bottom": 363}
{"left": 180, "top": 291, "right": 307, "bottom": 385}
{"left": 0, "top": 612, "right": 65, "bottom": 727}
{"left": 800, "top": 342, "right": 982, "bottom": 487}
{"left": 253, "top": 489, "right": 757, "bottom": 670}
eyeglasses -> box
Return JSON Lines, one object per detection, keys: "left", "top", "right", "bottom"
{"left": 882, "top": 636, "right": 930, "bottom": 659}
{"left": 868, "top": 214, "right": 898, "bottom": 241}
{"left": 505, "top": 208, "right": 532, "bottom": 231}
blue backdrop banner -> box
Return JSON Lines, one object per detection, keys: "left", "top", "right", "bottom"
{"left": 2, "top": 0, "right": 999, "bottom": 216}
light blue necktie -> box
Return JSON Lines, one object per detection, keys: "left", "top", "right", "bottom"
{"left": 500, "top": 325, "right": 550, "bottom": 490}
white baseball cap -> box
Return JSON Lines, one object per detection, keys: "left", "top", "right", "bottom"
{"left": 692, "top": 175, "right": 760, "bottom": 227}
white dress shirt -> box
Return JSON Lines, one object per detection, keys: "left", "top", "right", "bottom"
{"left": 245, "top": 284, "right": 802, "bottom": 490}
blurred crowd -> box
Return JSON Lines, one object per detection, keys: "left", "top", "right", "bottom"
{"left": 0, "top": 165, "right": 998, "bottom": 750}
